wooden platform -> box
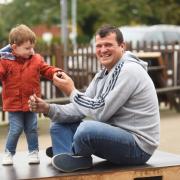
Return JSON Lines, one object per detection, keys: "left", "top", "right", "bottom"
{"left": 1, "top": 150, "right": 180, "bottom": 180}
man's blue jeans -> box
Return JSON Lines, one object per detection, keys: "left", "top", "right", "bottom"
{"left": 50, "top": 120, "right": 151, "bottom": 165}
{"left": 5, "top": 112, "right": 39, "bottom": 155}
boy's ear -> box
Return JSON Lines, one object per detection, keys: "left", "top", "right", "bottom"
{"left": 11, "top": 44, "right": 17, "bottom": 50}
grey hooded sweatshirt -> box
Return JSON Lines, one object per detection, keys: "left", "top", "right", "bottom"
{"left": 48, "top": 51, "right": 160, "bottom": 155}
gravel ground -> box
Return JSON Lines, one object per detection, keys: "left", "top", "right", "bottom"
{"left": 0, "top": 108, "right": 180, "bottom": 155}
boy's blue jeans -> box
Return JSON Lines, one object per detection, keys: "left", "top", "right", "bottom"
{"left": 5, "top": 112, "right": 39, "bottom": 155}
{"left": 50, "top": 120, "right": 151, "bottom": 165}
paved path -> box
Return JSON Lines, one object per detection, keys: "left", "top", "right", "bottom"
{"left": 0, "top": 109, "right": 180, "bottom": 155}
{"left": 158, "top": 109, "right": 180, "bottom": 154}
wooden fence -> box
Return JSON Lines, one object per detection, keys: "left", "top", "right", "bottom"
{"left": 0, "top": 42, "right": 180, "bottom": 122}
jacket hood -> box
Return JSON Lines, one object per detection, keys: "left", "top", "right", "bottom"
{"left": 0, "top": 44, "right": 15, "bottom": 60}
{"left": 121, "top": 51, "right": 148, "bottom": 71}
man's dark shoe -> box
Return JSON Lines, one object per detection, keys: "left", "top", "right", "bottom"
{"left": 46, "top": 147, "right": 53, "bottom": 158}
{"left": 52, "top": 153, "right": 92, "bottom": 172}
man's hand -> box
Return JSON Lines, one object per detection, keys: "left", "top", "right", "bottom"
{"left": 28, "top": 94, "right": 49, "bottom": 114}
{"left": 53, "top": 72, "right": 75, "bottom": 96}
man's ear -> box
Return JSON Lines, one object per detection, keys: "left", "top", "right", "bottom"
{"left": 121, "top": 42, "right": 127, "bottom": 50}
{"left": 120, "top": 42, "right": 126, "bottom": 48}
{"left": 119, "top": 42, "right": 126, "bottom": 51}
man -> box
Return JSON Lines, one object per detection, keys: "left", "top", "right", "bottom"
{"left": 29, "top": 25, "right": 160, "bottom": 172}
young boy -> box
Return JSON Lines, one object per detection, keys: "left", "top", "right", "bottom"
{"left": 0, "top": 24, "right": 62, "bottom": 165}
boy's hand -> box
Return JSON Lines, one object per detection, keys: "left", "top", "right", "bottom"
{"left": 28, "top": 94, "right": 49, "bottom": 114}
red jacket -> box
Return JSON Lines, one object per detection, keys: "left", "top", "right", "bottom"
{"left": 0, "top": 54, "right": 61, "bottom": 111}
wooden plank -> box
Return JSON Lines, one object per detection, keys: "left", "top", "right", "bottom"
{"left": 32, "top": 167, "right": 180, "bottom": 180}
{"left": 136, "top": 52, "right": 162, "bottom": 59}
{"left": 156, "top": 86, "right": 180, "bottom": 93}
{"left": 148, "top": 66, "right": 165, "bottom": 71}
{"left": 1, "top": 151, "right": 180, "bottom": 180}
{"left": 45, "top": 97, "right": 70, "bottom": 104}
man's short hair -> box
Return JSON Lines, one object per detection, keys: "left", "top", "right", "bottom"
{"left": 9, "top": 24, "right": 36, "bottom": 45}
{"left": 95, "top": 24, "right": 124, "bottom": 45}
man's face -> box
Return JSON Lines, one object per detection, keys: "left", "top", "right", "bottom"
{"left": 95, "top": 33, "right": 125, "bottom": 71}
{"left": 12, "top": 41, "right": 35, "bottom": 59}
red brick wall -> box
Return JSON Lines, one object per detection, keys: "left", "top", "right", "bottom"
{"left": 31, "top": 24, "right": 61, "bottom": 38}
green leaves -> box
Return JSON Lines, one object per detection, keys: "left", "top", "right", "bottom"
{"left": 0, "top": 0, "right": 179, "bottom": 43}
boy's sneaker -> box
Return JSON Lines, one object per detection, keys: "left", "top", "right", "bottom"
{"left": 52, "top": 153, "right": 92, "bottom": 172}
{"left": 46, "top": 147, "right": 53, "bottom": 158}
{"left": 2, "top": 152, "right": 13, "bottom": 165}
{"left": 28, "top": 150, "right": 40, "bottom": 164}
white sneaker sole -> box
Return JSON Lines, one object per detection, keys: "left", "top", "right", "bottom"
{"left": 2, "top": 161, "right": 13, "bottom": 166}
{"left": 28, "top": 160, "right": 40, "bottom": 164}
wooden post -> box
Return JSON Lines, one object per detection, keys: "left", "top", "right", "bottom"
{"left": 53, "top": 44, "right": 65, "bottom": 97}
{"left": 53, "top": 44, "right": 64, "bottom": 69}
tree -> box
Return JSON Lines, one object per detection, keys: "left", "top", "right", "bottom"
{"left": 0, "top": 0, "right": 60, "bottom": 41}
{"left": 0, "top": 0, "right": 179, "bottom": 43}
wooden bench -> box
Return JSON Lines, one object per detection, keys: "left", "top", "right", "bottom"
{"left": 1, "top": 150, "right": 180, "bottom": 180}
{"left": 136, "top": 52, "right": 168, "bottom": 85}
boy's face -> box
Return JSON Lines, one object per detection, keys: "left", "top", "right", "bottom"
{"left": 12, "top": 41, "right": 35, "bottom": 59}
